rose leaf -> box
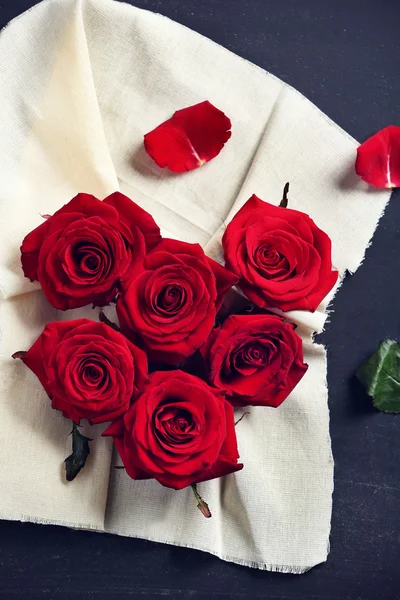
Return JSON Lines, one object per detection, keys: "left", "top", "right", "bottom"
{"left": 64, "top": 423, "right": 92, "bottom": 481}
{"left": 356, "top": 339, "right": 400, "bottom": 414}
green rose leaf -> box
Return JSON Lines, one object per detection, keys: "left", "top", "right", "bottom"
{"left": 356, "top": 339, "right": 400, "bottom": 414}
{"left": 64, "top": 423, "right": 92, "bottom": 481}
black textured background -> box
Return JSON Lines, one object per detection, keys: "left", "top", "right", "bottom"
{"left": 1, "top": 1, "right": 399, "bottom": 599}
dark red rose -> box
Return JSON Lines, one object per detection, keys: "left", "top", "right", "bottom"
{"left": 202, "top": 313, "right": 308, "bottom": 407}
{"left": 16, "top": 319, "right": 148, "bottom": 424}
{"left": 21, "top": 192, "right": 161, "bottom": 310}
{"left": 144, "top": 101, "right": 231, "bottom": 172}
{"left": 104, "top": 370, "right": 243, "bottom": 490}
{"left": 116, "top": 238, "right": 238, "bottom": 364}
{"left": 222, "top": 195, "right": 338, "bottom": 312}
{"left": 355, "top": 125, "right": 400, "bottom": 188}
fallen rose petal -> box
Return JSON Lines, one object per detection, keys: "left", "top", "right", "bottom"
{"left": 355, "top": 125, "right": 400, "bottom": 188}
{"left": 144, "top": 101, "right": 231, "bottom": 173}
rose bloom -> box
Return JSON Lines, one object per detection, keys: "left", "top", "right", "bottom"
{"left": 117, "top": 239, "right": 238, "bottom": 364}
{"left": 15, "top": 319, "right": 148, "bottom": 424}
{"left": 104, "top": 370, "right": 243, "bottom": 490}
{"left": 202, "top": 313, "right": 308, "bottom": 407}
{"left": 21, "top": 192, "right": 161, "bottom": 310}
{"left": 222, "top": 195, "right": 338, "bottom": 312}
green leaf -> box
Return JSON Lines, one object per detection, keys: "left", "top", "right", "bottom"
{"left": 64, "top": 423, "right": 92, "bottom": 481}
{"left": 356, "top": 339, "right": 400, "bottom": 414}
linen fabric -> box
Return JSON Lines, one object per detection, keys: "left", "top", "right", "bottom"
{"left": 0, "top": 0, "right": 391, "bottom": 572}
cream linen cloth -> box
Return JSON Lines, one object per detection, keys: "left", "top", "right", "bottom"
{"left": 0, "top": 0, "right": 391, "bottom": 572}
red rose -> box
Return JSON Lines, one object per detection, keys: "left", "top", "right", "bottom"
{"left": 104, "top": 370, "right": 243, "bottom": 490}
{"left": 202, "top": 313, "right": 308, "bottom": 407}
{"left": 17, "top": 319, "right": 148, "bottom": 424}
{"left": 222, "top": 195, "right": 338, "bottom": 312}
{"left": 21, "top": 192, "right": 161, "bottom": 310}
{"left": 144, "top": 101, "right": 231, "bottom": 172}
{"left": 117, "top": 239, "right": 238, "bottom": 364}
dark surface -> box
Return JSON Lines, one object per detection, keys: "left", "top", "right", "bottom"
{"left": 1, "top": 1, "right": 399, "bottom": 599}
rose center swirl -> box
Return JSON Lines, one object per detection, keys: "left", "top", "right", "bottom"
{"left": 232, "top": 341, "right": 272, "bottom": 373}
{"left": 73, "top": 242, "right": 112, "bottom": 279}
{"left": 154, "top": 405, "right": 196, "bottom": 445}
{"left": 76, "top": 356, "right": 110, "bottom": 392}
{"left": 254, "top": 243, "right": 290, "bottom": 278}
{"left": 155, "top": 284, "right": 185, "bottom": 316}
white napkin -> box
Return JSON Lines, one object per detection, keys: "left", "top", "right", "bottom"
{"left": 0, "top": 0, "right": 391, "bottom": 572}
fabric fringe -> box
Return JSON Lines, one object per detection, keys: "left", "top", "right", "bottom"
{"left": 105, "top": 528, "right": 322, "bottom": 574}
{"left": 2, "top": 510, "right": 322, "bottom": 573}
{"left": 0, "top": 512, "right": 104, "bottom": 533}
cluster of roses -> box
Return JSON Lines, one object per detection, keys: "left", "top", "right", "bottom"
{"left": 14, "top": 102, "right": 338, "bottom": 516}
{"left": 15, "top": 189, "right": 337, "bottom": 509}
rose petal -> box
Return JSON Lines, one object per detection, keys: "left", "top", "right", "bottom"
{"left": 206, "top": 257, "right": 238, "bottom": 311}
{"left": 113, "top": 436, "right": 151, "bottom": 481}
{"left": 144, "top": 101, "right": 231, "bottom": 173}
{"left": 54, "top": 193, "right": 118, "bottom": 222}
{"left": 103, "top": 192, "right": 161, "bottom": 250}
{"left": 21, "top": 335, "right": 51, "bottom": 397}
{"left": 356, "top": 125, "right": 400, "bottom": 188}
{"left": 189, "top": 402, "right": 243, "bottom": 485}
{"left": 20, "top": 220, "right": 50, "bottom": 281}
{"left": 103, "top": 417, "right": 125, "bottom": 438}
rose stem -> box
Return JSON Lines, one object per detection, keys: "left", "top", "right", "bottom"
{"left": 191, "top": 484, "right": 212, "bottom": 518}
{"left": 279, "top": 182, "right": 290, "bottom": 208}
{"left": 234, "top": 411, "right": 250, "bottom": 426}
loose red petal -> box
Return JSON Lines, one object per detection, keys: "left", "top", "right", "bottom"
{"left": 356, "top": 125, "right": 400, "bottom": 188}
{"left": 144, "top": 101, "right": 231, "bottom": 173}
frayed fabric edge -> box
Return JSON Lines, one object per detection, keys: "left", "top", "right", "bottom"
{"left": 1, "top": 511, "right": 326, "bottom": 574}
{"left": 0, "top": 512, "right": 105, "bottom": 534}
{"left": 102, "top": 527, "right": 327, "bottom": 574}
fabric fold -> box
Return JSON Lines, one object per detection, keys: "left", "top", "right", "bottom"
{"left": 0, "top": 0, "right": 119, "bottom": 301}
{"left": 0, "top": 0, "right": 392, "bottom": 573}
{"left": 0, "top": 0, "right": 119, "bottom": 533}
